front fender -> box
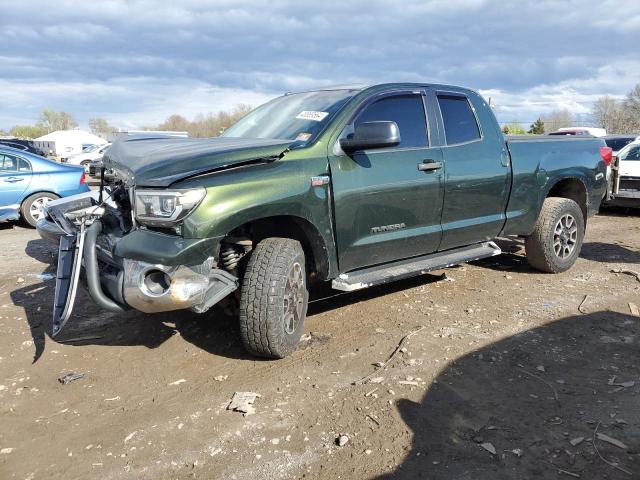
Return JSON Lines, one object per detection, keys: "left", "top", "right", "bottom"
{"left": 176, "top": 154, "right": 338, "bottom": 278}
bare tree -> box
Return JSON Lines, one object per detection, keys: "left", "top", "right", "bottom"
{"left": 157, "top": 114, "right": 191, "bottom": 132}
{"left": 592, "top": 96, "right": 627, "bottom": 134}
{"left": 592, "top": 84, "right": 640, "bottom": 134}
{"left": 623, "top": 84, "right": 640, "bottom": 133}
{"left": 540, "top": 109, "right": 573, "bottom": 133}
{"left": 89, "top": 117, "right": 116, "bottom": 137}
{"left": 38, "top": 108, "right": 78, "bottom": 132}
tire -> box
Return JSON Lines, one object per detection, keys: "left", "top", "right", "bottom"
{"left": 21, "top": 192, "right": 59, "bottom": 228}
{"left": 239, "top": 237, "right": 308, "bottom": 358}
{"left": 525, "top": 197, "right": 585, "bottom": 273}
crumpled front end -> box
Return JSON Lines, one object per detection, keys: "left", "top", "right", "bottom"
{"left": 36, "top": 188, "right": 237, "bottom": 336}
{"left": 122, "top": 257, "right": 237, "bottom": 314}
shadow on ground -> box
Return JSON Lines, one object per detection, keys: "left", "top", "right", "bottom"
{"left": 378, "top": 311, "right": 639, "bottom": 479}
{"left": 11, "top": 238, "right": 447, "bottom": 363}
{"left": 581, "top": 242, "right": 640, "bottom": 264}
{"left": 10, "top": 238, "right": 253, "bottom": 362}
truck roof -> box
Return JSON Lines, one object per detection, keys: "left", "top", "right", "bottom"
{"left": 289, "top": 82, "right": 474, "bottom": 95}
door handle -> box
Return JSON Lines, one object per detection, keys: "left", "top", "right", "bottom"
{"left": 417, "top": 161, "right": 443, "bottom": 172}
{"left": 4, "top": 177, "right": 24, "bottom": 183}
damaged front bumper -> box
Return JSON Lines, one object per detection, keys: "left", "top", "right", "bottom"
{"left": 37, "top": 191, "right": 237, "bottom": 336}
{"left": 122, "top": 258, "right": 237, "bottom": 314}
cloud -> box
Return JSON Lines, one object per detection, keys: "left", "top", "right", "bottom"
{"left": 1, "top": 0, "right": 639, "bottom": 129}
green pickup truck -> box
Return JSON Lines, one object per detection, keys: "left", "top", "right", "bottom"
{"left": 38, "top": 83, "right": 610, "bottom": 358}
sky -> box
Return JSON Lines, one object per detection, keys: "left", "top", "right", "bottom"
{"left": 1, "top": 0, "right": 639, "bottom": 130}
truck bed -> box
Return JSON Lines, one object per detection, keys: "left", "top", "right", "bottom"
{"left": 502, "top": 134, "right": 607, "bottom": 236}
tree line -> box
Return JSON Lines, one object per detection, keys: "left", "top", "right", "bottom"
{"left": 4, "top": 82, "right": 639, "bottom": 139}
{"left": 2, "top": 104, "right": 253, "bottom": 139}
{"left": 503, "top": 82, "right": 640, "bottom": 135}
{"left": 592, "top": 84, "right": 640, "bottom": 134}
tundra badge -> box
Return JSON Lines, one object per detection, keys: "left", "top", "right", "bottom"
{"left": 371, "top": 223, "right": 406, "bottom": 234}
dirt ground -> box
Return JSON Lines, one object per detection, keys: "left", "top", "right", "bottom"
{"left": 1, "top": 210, "right": 639, "bottom": 479}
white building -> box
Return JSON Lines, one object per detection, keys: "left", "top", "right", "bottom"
{"left": 34, "top": 130, "right": 107, "bottom": 159}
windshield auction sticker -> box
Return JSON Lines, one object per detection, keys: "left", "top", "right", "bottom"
{"left": 296, "top": 111, "right": 329, "bottom": 122}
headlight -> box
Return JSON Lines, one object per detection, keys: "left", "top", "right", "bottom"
{"left": 135, "top": 188, "right": 206, "bottom": 227}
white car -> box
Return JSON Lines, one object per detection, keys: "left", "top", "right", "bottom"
{"left": 617, "top": 140, "right": 640, "bottom": 178}
{"left": 64, "top": 143, "right": 111, "bottom": 172}
{"left": 607, "top": 140, "right": 640, "bottom": 206}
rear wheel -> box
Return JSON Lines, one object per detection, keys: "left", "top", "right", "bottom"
{"left": 525, "top": 197, "right": 585, "bottom": 273}
{"left": 21, "top": 192, "right": 59, "bottom": 228}
{"left": 239, "top": 237, "right": 308, "bottom": 358}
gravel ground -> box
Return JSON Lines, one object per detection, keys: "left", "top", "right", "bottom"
{"left": 0, "top": 210, "right": 639, "bottom": 479}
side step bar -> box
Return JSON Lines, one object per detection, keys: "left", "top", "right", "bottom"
{"left": 331, "top": 241, "right": 501, "bottom": 292}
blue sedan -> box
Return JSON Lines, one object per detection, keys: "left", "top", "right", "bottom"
{"left": 0, "top": 146, "right": 90, "bottom": 227}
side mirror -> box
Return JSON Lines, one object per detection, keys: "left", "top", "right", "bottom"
{"left": 340, "top": 121, "right": 401, "bottom": 153}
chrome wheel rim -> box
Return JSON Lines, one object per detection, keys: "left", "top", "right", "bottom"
{"left": 29, "top": 196, "right": 55, "bottom": 222}
{"left": 553, "top": 214, "right": 578, "bottom": 259}
{"left": 283, "top": 262, "right": 305, "bottom": 335}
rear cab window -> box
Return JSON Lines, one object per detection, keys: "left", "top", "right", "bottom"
{"left": 436, "top": 94, "right": 481, "bottom": 145}
{"left": 354, "top": 94, "right": 428, "bottom": 148}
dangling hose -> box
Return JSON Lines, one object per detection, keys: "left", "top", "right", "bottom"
{"left": 84, "top": 221, "right": 127, "bottom": 312}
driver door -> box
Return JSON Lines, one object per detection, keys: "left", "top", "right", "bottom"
{"left": 329, "top": 91, "right": 445, "bottom": 272}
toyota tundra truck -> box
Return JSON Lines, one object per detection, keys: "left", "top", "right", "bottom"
{"left": 37, "top": 83, "right": 611, "bottom": 358}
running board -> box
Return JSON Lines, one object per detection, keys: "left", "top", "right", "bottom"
{"left": 331, "top": 241, "right": 501, "bottom": 292}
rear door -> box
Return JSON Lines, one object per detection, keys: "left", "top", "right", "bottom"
{"left": 329, "top": 90, "right": 445, "bottom": 272}
{"left": 435, "top": 91, "right": 511, "bottom": 249}
{"left": 0, "top": 153, "right": 32, "bottom": 208}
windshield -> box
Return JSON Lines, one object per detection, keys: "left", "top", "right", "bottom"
{"left": 82, "top": 144, "right": 102, "bottom": 153}
{"left": 621, "top": 145, "right": 640, "bottom": 161}
{"left": 222, "top": 89, "right": 358, "bottom": 144}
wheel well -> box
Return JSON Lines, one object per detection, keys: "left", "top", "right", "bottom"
{"left": 547, "top": 178, "right": 587, "bottom": 224}
{"left": 224, "top": 216, "right": 330, "bottom": 281}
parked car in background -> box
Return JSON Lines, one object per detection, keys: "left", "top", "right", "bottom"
{"left": 63, "top": 143, "right": 111, "bottom": 172}
{"left": 0, "top": 138, "right": 47, "bottom": 156}
{"left": 0, "top": 146, "right": 89, "bottom": 227}
{"left": 549, "top": 127, "right": 607, "bottom": 137}
{"left": 603, "top": 135, "right": 640, "bottom": 155}
{"left": 607, "top": 140, "right": 640, "bottom": 206}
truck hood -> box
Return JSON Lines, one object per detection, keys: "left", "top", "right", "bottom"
{"left": 102, "top": 136, "right": 293, "bottom": 187}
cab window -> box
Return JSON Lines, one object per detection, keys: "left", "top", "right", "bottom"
{"left": 437, "top": 94, "right": 481, "bottom": 145}
{"left": 355, "top": 94, "right": 428, "bottom": 148}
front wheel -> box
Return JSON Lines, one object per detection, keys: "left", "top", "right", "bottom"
{"left": 21, "top": 192, "right": 59, "bottom": 228}
{"left": 239, "top": 237, "right": 308, "bottom": 358}
{"left": 525, "top": 197, "right": 585, "bottom": 273}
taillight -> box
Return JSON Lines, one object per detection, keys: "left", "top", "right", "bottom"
{"left": 600, "top": 146, "right": 613, "bottom": 167}
{"left": 80, "top": 172, "right": 87, "bottom": 184}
